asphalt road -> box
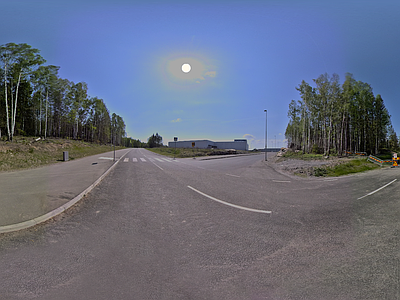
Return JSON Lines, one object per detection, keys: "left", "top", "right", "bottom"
{"left": 1, "top": 149, "right": 399, "bottom": 299}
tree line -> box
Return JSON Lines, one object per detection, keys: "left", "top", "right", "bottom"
{"left": 285, "top": 73, "right": 399, "bottom": 156}
{"left": 122, "top": 133, "right": 163, "bottom": 148}
{"left": 0, "top": 42, "right": 126, "bottom": 145}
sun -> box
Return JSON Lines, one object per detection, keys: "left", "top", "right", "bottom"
{"left": 181, "top": 63, "right": 191, "bottom": 73}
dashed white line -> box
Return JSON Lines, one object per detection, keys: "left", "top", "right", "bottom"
{"left": 124, "top": 158, "right": 129, "bottom": 162}
{"left": 187, "top": 186, "right": 271, "bottom": 214}
{"left": 132, "top": 158, "right": 138, "bottom": 162}
{"left": 357, "top": 179, "right": 397, "bottom": 200}
{"left": 140, "top": 158, "right": 146, "bottom": 162}
{"left": 272, "top": 180, "right": 291, "bottom": 183}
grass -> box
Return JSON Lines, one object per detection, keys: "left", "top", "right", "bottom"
{"left": 146, "top": 147, "right": 248, "bottom": 158}
{"left": 316, "top": 158, "right": 381, "bottom": 177}
{"left": 281, "top": 151, "right": 326, "bottom": 160}
{"left": 0, "top": 137, "right": 125, "bottom": 172}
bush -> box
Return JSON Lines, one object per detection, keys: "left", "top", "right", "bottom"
{"left": 311, "top": 144, "right": 322, "bottom": 154}
{"left": 314, "top": 167, "right": 327, "bottom": 177}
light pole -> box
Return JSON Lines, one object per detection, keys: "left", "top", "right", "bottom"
{"left": 264, "top": 109, "right": 267, "bottom": 161}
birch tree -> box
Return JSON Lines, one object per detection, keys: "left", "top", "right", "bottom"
{"left": 0, "top": 43, "right": 45, "bottom": 141}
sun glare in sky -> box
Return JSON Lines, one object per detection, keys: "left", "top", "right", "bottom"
{"left": 160, "top": 52, "right": 217, "bottom": 89}
{"left": 182, "top": 63, "right": 191, "bottom": 73}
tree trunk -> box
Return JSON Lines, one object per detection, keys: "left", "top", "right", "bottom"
{"left": 45, "top": 89, "right": 48, "bottom": 139}
{"left": 4, "top": 63, "right": 11, "bottom": 140}
{"left": 11, "top": 72, "right": 22, "bottom": 140}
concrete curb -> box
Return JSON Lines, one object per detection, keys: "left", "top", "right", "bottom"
{"left": 0, "top": 149, "right": 132, "bottom": 234}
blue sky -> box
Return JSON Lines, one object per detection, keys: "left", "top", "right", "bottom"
{"left": 1, "top": 0, "right": 399, "bottom": 149}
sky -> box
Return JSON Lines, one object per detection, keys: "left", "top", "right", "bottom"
{"left": 1, "top": 0, "right": 399, "bottom": 149}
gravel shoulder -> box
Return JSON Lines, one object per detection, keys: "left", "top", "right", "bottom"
{"left": 267, "top": 153, "right": 363, "bottom": 178}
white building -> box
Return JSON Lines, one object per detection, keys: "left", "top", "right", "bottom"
{"left": 168, "top": 139, "right": 248, "bottom": 151}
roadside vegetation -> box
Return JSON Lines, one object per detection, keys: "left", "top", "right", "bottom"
{"left": 279, "top": 149, "right": 388, "bottom": 177}
{"left": 314, "top": 158, "right": 380, "bottom": 177}
{"left": 0, "top": 42, "right": 126, "bottom": 145}
{"left": 0, "top": 136, "right": 124, "bottom": 172}
{"left": 147, "top": 147, "right": 248, "bottom": 158}
{"left": 286, "top": 73, "right": 399, "bottom": 157}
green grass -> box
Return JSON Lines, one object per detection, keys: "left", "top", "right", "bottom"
{"left": 0, "top": 137, "right": 125, "bottom": 172}
{"left": 316, "top": 158, "right": 381, "bottom": 177}
{"left": 281, "top": 151, "right": 326, "bottom": 160}
{"left": 147, "top": 147, "right": 214, "bottom": 158}
{"left": 375, "top": 153, "right": 395, "bottom": 160}
{"left": 146, "top": 147, "right": 248, "bottom": 158}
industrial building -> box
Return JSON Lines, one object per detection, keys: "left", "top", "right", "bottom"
{"left": 168, "top": 139, "right": 248, "bottom": 151}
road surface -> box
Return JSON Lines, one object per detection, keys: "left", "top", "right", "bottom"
{"left": 1, "top": 148, "right": 399, "bottom": 299}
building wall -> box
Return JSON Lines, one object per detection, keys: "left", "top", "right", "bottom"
{"left": 168, "top": 139, "right": 248, "bottom": 151}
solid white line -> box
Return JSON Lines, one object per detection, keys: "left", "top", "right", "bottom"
{"left": 187, "top": 186, "right": 271, "bottom": 214}
{"left": 99, "top": 157, "right": 114, "bottom": 160}
{"left": 357, "top": 179, "right": 397, "bottom": 200}
{"left": 272, "top": 180, "right": 291, "bottom": 183}
{"left": 225, "top": 174, "right": 240, "bottom": 178}
{"left": 151, "top": 161, "right": 164, "bottom": 171}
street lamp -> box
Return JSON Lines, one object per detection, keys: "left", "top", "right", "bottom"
{"left": 264, "top": 109, "right": 267, "bottom": 161}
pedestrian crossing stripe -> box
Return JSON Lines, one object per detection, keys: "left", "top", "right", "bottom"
{"left": 122, "top": 157, "right": 176, "bottom": 162}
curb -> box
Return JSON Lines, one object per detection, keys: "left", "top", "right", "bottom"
{"left": 198, "top": 153, "right": 261, "bottom": 161}
{"left": 0, "top": 149, "right": 132, "bottom": 234}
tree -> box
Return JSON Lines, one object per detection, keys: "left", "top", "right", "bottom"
{"left": 31, "top": 65, "right": 60, "bottom": 138}
{"left": 286, "top": 73, "right": 397, "bottom": 155}
{"left": 147, "top": 133, "right": 163, "bottom": 148}
{"left": 0, "top": 43, "right": 45, "bottom": 141}
{"left": 0, "top": 42, "right": 129, "bottom": 146}
{"left": 111, "top": 113, "right": 126, "bottom": 146}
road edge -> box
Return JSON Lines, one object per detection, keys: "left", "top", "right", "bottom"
{"left": 0, "top": 149, "right": 132, "bottom": 234}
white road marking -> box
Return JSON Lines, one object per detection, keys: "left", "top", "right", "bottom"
{"left": 272, "top": 180, "right": 291, "bottom": 183}
{"left": 132, "top": 158, "right": 138, "bottom": 162}
{"left": 124, "top": 158, "right": 129, "bottom": 162}
{"left": 140, "top": 158, "right": 146, "bottom": 162}
{"left": 187, "top": 186, "right": 272, "bottom": 214}
{"left": 161, "top": 158, "right": 172, "bottom": 162}
{"left": 226, "top": 174, "right": 240, "bottom": 178}
{"left": 357, "top": 179, "right": 397, "bottom": 200}
{"left": 154, "top": 158, "right": 164, "bottom": 162}
{"left": 151, "top": 161, "right": 164, "bottom": 171}
{"left": 99, "top": 157, "right": 114, "bottom": 160}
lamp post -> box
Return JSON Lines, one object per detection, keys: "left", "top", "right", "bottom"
{"left": 264, "top": 109, "right": 267, "bottom": 161}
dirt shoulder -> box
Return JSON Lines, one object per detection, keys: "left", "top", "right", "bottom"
{"left": 267, "top": 153, "right": 367, "bottom": 177}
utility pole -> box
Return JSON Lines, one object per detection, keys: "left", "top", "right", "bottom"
{"left": 264, "top": 109, "right": 267, "bottom": 161}
{"left": 113, "top": 129, "right": 116, "bottom": 162}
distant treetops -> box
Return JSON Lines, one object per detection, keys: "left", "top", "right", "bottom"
{"left": 0, "top": 42, "right": 126, "bottom": 145}
{"left": 286, "top": 73, "right": 398, "bottom": 156}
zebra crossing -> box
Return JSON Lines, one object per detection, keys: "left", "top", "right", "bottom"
{"left": 122, "top": 157, "right": 177, "bottom": 163}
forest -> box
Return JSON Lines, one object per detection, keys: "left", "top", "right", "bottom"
{"left": 285, "top": 73, "right": 399, "bottom": 156}
{"left": 0, "top": 42, "right": 126, "bottom": 145}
